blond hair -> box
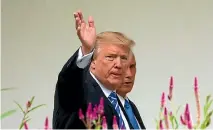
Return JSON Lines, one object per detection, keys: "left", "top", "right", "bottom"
{"left": 93, "top": 31, "right": 135, "bottom": 59}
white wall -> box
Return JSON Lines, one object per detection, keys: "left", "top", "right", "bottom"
{"left": 1, "top": 0, "right": 213, "bottom": 129}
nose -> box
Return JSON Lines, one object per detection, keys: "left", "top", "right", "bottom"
{"left": 114, "top": 57, "right": 122, "bottom": 69}
{"left": 125, "top": 67, "right": 131, "bottom": 78}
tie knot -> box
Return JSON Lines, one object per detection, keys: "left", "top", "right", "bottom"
{"left": 109, "top": 91, "right": 117, "bottom": 98}
{"left": 108, "top": 92, "right": 118, "bottom": 103}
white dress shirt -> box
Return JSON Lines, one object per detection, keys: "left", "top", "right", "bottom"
{"left": 75, "top": 47, "right": 130, "bottom": 129}
{"left": 76, "top": 47, "right": 93, "bottom": 68}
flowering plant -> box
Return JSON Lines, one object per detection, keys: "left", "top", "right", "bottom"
{"left": 78, "top": 97, "right": 120, "bottom": 129}
{"left": 14, "top": 96, "right": 46, "bottom": 129}
{"left": 1, "top": 88, "right": 18, "bottom": 119}
{"left": 78, "top": 77, "right": 212, "bottom": 130}
{"left": 155, "top": 76, "right": 213, "bottom": 129}
{"left": 1, "top": 88, "right": 49, "bottom": 129}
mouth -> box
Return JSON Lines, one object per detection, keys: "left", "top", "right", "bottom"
{"left": 111, "top": 73, "right": 122, "bottom": 78}
{"left": 124, "top": 81, "right": 132, "bottom": 85}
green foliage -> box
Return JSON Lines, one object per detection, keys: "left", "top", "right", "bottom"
{"left": 1, "top": 88, "right": 17, "bottom": 119}
{"left": 15, "top": 96, "right": 46, "bottom": 129}
{"left": 200, "top": 95, "right": 213, "bottom": 129}
{"left": 1, "top": 87, "right": 17, "bottom": 91}
{"left": 1, "top": 109, "right": 17, "bottom": 120}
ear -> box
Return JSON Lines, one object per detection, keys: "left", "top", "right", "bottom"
{"left": 91, "top": 60, "right": 96, "bottom": 69}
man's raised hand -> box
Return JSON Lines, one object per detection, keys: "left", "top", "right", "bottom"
{"left": 74, "top": 10, "right": 96, "bottom": 55}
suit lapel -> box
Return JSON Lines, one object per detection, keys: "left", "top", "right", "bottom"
{"left": 129, "top": 100, "right": 145, "bottom": 129}
{"left": 86, "top": 71, "right": 119, "bottom": 127}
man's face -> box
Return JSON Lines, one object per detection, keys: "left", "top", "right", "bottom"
{"left": 91, "top": 43, "right": 129, "bottom": 90}
{"left": 117, "top": 55, "right": 136, "bottom": 95}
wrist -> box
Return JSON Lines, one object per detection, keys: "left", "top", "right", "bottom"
{"left": 81, "top": 46, "right": 93, "bottom": 55}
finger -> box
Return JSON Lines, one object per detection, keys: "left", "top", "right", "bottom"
{"left": 81, "top": 22, "right": 86, "bottom": 30}
{"left": 74, "top": 11, "right": 81, "bottom": 30}
{"left": 75, "top": 17, "right": 81, "bottom": 30}
{"left": 73, "top": 12, "right": 78, "bottom": 18}
{"left": 78, "top": 10, "right": 83, "bottom": 20}
{"left": 88, "top": 16, "right": 95, "bottom": 27}
{"left": 76, "top": 26, "right": 81, "bottom": 36}
{"left": 78, "top": 10, "right": 85, "bottom": 23}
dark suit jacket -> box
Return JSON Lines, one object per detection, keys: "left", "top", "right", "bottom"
{"left": 53, "top": 48, "right": 146, "bottom": 129}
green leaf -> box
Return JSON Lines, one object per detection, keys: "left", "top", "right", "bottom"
{"left": 14, "top": 101, "right": 25, "bottom": 114}
{"left": 0, "top": 109, "right": 17, "bottom": 119}
{"left": 19, "top": 122, "right": 24, "bottom": 129}
{"left": 1, "top": 87, "right": 17, "bottom": 91}
{"left": 27, "top": 104, "right": 46, "bottom": 113}
{"left": 207, "top": 100, "right": 213, "bottom": 112}
{"left": 204, "top": 104, "right": 207, "bottom": 117}
{"left": 200, "top": 109, "right": 213, "bottom": 129}
{"left": 204, "top": 99, "right": 213, "bottom": 117}
{"left": 24, "top": 115, "right": 29, "bottom": 120}
{"left": 206, "top": 118, "right": 211, "bottom": 127}
{"left": 169, "top": 115, "right": 175, "bottom": 129}
{"left": 30, "top": 96, "right": 35, "bottom": 105}
{"left": 25, "top": 118, "right": 31, "bottom": 123}
{"left": 207, "top": 109, "right": 213, "bottom": 118}
{"left": 95, "top": 125, "right": 101, "bottom": 130}
{"left": 174, "top": 117, "right": 179, "bottom": 129}
{"left": 175, "top": 105, "right": 182, "bottom": 115}
{"left": 206, "top": 95, "right": 211, "bottom": 104}
{"left": 155, "top": 119, "right": 159, "bottom": 129}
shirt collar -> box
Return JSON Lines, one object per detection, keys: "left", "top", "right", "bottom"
{"left": 117, "top": 94, "right": 129, "bottom": 107}
{"left": 90, "top": 71, "right": 114, "bottom": 97}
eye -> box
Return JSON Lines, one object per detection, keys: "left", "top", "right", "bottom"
{"left": 130, "top": 64, "right": 136, "bottom": 68}
{"left": 121, "top": 55, "right": 128, "bottom": 61}
{"left": 105, "top": 56, "right": 114, "bottom": 61}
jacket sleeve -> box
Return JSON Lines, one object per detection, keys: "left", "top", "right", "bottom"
{"left": 54, "top": 47, "right": 93, "bottom": 112}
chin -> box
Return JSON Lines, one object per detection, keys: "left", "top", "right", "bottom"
{"left": 123, "top": 84, "right": 132, "bottom": 88}
{"left": 110, "top": 81, "right": 122, "bottom": 87}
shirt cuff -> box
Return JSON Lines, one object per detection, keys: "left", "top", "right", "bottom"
{"left": 76, "top": 47, "right": 94, "bottom": 68}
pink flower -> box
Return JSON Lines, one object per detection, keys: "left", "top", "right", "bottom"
{"left": 98, "top": 97, "right": 104, "bottom": 115}
{"left": 44, "top": 116, "right": 49, "bottom": 130}
{"left": 169, "top": 111, "right": 173, "bottom": 117}
{"left": 194, "top": 77, "right": 198, "bottom": 87}
{"left": 102, "top": 116, "right": 107, "bottom": 129}
{"left": 78, "top": 108, "right": 84, "bottom": 120}
{"left": 159, "top": 120, "right": 163, "bottom": 130}
{"left": 86, "top": 103, "right": 92, "bottom": 118}
{"left": 186, "top": 112, "right": 193, "bottom": 129}
{"left": 26, "top": 101, "right": 31, "bottom": 108}
{"left": 194, "top": 77, "right": 201, "bottom": 125}
{"left": 161, "top": 92, "right": 165, "bottom": 109}
{"left": 184, "top": 104, "right": 193, "bottom": 129}
{"left": 93, "top": 104, "right": 98, "bottom": 112}
{"left": 92, "top": 109, "right": 97, "bottom": 121}
{"left": 112, "top": 116, "right": 118, "bottom": 129}
{"left": 164, "top": 107, "right": 169, "bottom": 129}
{"left": 168, "top": 76, "right": 174, "bottom": 100}
{"left": 24, "top": 121, "right": 28, "bottom": 130}
{"left": 180, "top": 114, "right": 186, "bottom": 125}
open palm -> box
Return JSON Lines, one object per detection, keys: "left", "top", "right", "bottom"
{"left": 74, "top": 11, "right": 96, "bottom": 53}
{"left": 77, "top": 20, "right": 96, "bottom": 50}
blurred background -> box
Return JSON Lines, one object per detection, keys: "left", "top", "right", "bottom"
{"left": 1, "top": 0, "right": 213, "bottom": 128}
